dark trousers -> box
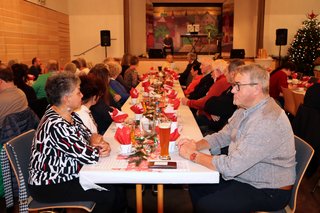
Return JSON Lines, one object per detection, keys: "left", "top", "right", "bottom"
{"left": 29, "top": 179, "right": 127, "bottom": 213}
{"left": 163, "top": 46, "right": 174, "bottom": 56}
{"left": 189, "top": 179, "right": 291, "bottom": 213}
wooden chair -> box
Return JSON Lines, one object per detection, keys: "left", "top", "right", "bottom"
{"left": 2, "top": 130, "right": 96, "bottom": 212}
{"left": 292, "top": 92, "right": 304, "bottom": 114}
{"left": 281, "top": 87, "right": 296, "bottom": 116}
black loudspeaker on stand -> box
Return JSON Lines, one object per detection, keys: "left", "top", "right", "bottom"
{"left": 100, "top": 30, "right": 111, "bottom": 46}
{"left": 276, "top": 28, "right": 288, "bottom": 66}
{"left": 100, "top": 30, "right": 110, "bottom": 58}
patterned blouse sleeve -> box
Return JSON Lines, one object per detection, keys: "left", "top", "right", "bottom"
{"left": 50, "top": 118, "right": 99, "bottom": 165}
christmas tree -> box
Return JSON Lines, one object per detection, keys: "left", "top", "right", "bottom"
{"left": 288, "top": 12, "right": 320, "bottom": 75}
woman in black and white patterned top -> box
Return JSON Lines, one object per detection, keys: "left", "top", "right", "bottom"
{"left": 28, "top": 72, "right": 127, "bottom": 213}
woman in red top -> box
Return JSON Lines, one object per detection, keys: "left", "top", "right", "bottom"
{"left": 184, "top": 64, "right": 203, "bottom": 96}
{"left": 182, "top": 59, "right": 230, "bottom": 117}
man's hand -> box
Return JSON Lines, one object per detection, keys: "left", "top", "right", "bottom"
{"left": 178, "top": 139, "right": 197, "bottom": 160}
{"left": 211, "top": 115, "right": 220, "bottom": 122}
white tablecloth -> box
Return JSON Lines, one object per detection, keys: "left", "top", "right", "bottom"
{"left": 79, "top": 80, "right": 219, "bottom": 188}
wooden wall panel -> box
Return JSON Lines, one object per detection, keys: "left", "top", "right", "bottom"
{"left": 0, "top": 0, "right": 70, "bottom": 67}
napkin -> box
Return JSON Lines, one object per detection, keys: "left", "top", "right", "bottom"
{"left": 164, "top": 113, "right": 177, "bottom": 122}
{"left": 141, "top": 73, "right": 149, "bottom": 80}
{"left": 142, "top": 80, "right": 151, "bottom": 88}
{"left": 109, "top": 108, "right": 128, "bottom": 123}
{"left": 292, "top": 73, "right": 298, "bottom": 79}
{"left": 163, "top": 105, "right": 177, "bottom": 122}
{"left": 167, "top": 90, "right": 178, "bottom": 99}
{"left": 163, "top": 84, "right": 173, "bottom": 91}
{"left": 170, "top": 71, "right": 179, "bottom": 80}
{"left": 130, "top": 103, "right": 144, "bottom": 114}
{"left": 169, "top": 98, "right": 180, "bottom": 110}
{"left": 130, "top": 88, "right": 139, "bottom": 98}
{"left": 114, "top": 126, "right": 131, "bottom": 145}
{"left": 170, "top": 128, "right": 180, "bottom": 141}
{"left": 305, "top": 82, "right": 313, "bottom": 88}
{"left": 165, "top": 80, "right": 173, "bottom": 87}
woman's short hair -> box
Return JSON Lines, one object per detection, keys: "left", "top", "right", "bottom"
{"left": 64, "top": 62, "right": 77, "bottom": 73}
{"left": 79, "top": 75, "right": 104, "bottom": 104}
{"left": 121, "top": 53, "right": 132, "bottom": 66}
{"left": 107, "top": 61, "right": 121, "bottom": 78}
{"left": 192, "top": 64, "right": 202, "bottom": 75}
{"left": 236, "top": 64, "right": 270, "bottom": 94}
{"left": 45, "top": 72, "right": 80, "bottom": 106}
{"left": 212, "top": 59, "right": 228, "bottom": 74}
{"left": 77, "top": 57, "right": 87, "bottom": 68}
{"left": 0, "top": 65, "right": 13, "bottom": 82}
{"left": 11, "top": 63, "right": 29, "bottom": 85}
{"left": 130, "top": 56, "right": 139, "bottom": 66}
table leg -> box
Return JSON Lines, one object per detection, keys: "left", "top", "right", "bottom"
{"left": 136, "top": 184, "right": 143, "bottom": 213}
{"left": 157, "top": 184, "right": 164, "bottom": 213}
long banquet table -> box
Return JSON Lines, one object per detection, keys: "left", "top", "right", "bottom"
{"left": 79, "top": 80, "right": 219, "bottom": 213}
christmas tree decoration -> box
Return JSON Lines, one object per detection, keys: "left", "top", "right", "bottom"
{"left": 288, "top": 11, "right": 320, "bottom": 75}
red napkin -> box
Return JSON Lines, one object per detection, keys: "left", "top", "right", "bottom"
{"left": 169, "top": 98, "right": 180, "bottom": 110}
{"left": 142, "top": 80, "right": 151, "bottom": 88}
{"left": 109, "top": 108, "right": 128, "bottom": 123}
{"left": 302, "top": 76, "right": 310, "bottom": 82}
{"left": 171, "top": 71, "right": 179, "bottom": 80}
{"left": 130, "top": 103, "right": 144, "bottom": 114}
{"left": 306, "top": 82, "right": 313, "bottom": 88}
{"left": 167, "top": 90, "right": 178, "bottom": 99}
{"left": 141, "top": 73, "right": 149, "bottom": 80}
{"left": 164, "top": 113, "right": 177, "bottom": 122}
{"left": 130, "top": 88, "right": 139, "bottom": 98}
{"left": 165, "top": 80, "right": 173, "bottom": 87}
{"left": 114, "top": 126, "right": 131, "bottom": 145}
{"left": 292, "top": 73, "right": 298, "bottom": 79}
{"left": 170, "top": 128, "right": 180, "bottom": 141}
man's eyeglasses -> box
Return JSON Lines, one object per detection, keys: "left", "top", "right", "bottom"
{"left": 232, "top": 82, "right": 258, "bottom": 91}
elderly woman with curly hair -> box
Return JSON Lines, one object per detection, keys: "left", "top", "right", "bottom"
{"left": 28, "top": 72, "right": 127, "bottom": 213}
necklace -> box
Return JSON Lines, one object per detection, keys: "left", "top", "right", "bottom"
{"left": 52, "top": 105, "right": 74, "bottom": 124}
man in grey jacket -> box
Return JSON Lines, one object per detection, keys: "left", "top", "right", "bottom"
{"left": 178, "top": 64, "right": 296, "bottom": 213}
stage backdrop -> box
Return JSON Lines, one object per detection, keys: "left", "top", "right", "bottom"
{"left": 146, "top": 1, "right": 234, "bottom": 54}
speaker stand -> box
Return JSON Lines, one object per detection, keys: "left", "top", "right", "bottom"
{"left": 278, "top": 45, "right": 282, "bottom": 66}
{"left": 104, "top": 46, "right": 108, "bottom": 58}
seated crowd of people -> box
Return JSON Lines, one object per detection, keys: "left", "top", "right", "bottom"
{"left": 1, "top": 52, "right": 319, "bottom": 213}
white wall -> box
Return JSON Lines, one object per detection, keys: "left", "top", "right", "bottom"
{"left": 66, "top": 0, "right": 320, "bottom": 63}
{"left": 129, "top": 0, "right": 147, "bottom": 56}
{"left": 233, "top": 0, "right": 257, "bottom": 58}
{"left": 68, "top": 0, "right": 124, "bottom": 64}
{"left": 264, "top": 0, "right": 320, "bottom": 57}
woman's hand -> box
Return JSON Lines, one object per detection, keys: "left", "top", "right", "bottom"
{"left": 90, "top": 133, "right": 111, "bottom": 157}
{"left": 113, "top": 94, "right": 122, "bottom": 102}
{"left": 90, "top": 133, "right": 103, "bottom": 146}
{"left": 181, "top": 97, "right": 189, "bottom": 105}
{"left": 96, "top": 142, "right": 111, "bottom": 157}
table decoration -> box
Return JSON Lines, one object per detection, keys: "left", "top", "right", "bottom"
{"left": 167, "top": 90, "right": 178, "bottom": 99}
{"left": 109, "top": 108, "right": 128, "bottom": 128}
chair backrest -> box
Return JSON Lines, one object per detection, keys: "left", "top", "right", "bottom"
{"left": 281, "top": 86, "right": 296, "bottom": 116}
{"left": 292, "top": 92, "right": 304, "bottom": 114}
{"left": 0, "top": 107, "right": 39, "bottom": 146}
{"left": 287, "top": 136, "right": 314, "bottom": 212}
{"left": 4, "top": 130, "right": 35, "bottom": 192}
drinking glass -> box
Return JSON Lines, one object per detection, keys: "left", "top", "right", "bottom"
{"left": 158, "top": 119, "right": 171, "bottom": 160}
